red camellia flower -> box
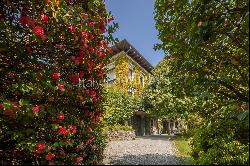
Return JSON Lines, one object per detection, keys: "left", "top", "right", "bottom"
{"left": 71, "top": 56, "right": 83, "bottom": 64}
{"left": 69, "top": 125, "right": 77, "bottom": 133}
{"left": 33, "top": 105, "right": 39, "bottom": 113}
{"left": 69, "top": 25, "right": 75, "bottom": 33}
{"left": 20, "top": 15, "right": 29, "bottom": 25}
{"left": 100, "top": 24, "right": 106, "bottom": 33}
{"left": 33, "top": 26, "right": 46, "bottom": 40}
{"left": 75, "top": 156, "right": 83, "bottom": 164}
{"left": 108, "top": 47, "right": 113, "bottom": 53}
{"left": 79, "top": 71, "right": 84, "bottom": 78}
{"left": 58, "top": 126, "right": 69, "bottom": 135}
{"left": 20, "top": 16, "right": 36, "bottom": 27}
{"left": 97, "top": 70, "right": 104, "bottom": 79}
{"left": 45, "top": 153, "right": 55, "bottom": 161}
{"left": 89, "top": 21, "right": 95, "bottom": 28}
{"left": 69, "top": 74, "right": 79, "bottom": 85}
{"left": 36, "top": 143, "right": 46, "bottom": 154}
{"left": 59, "top": 150, "right": 65, "bottom": 156}
{"left": 88, "top": 33, "right": 94, "bottom": 41}
{"left": 98, "top": 51, "right": 106, "bottom": 58}
{"left": 88, "top": 46, "right": 94, "bottom": 53}
{"left": 37, "top": 143, "right": 46, "bottom": 150}
{"left": 87, "top": 60, "right": 95, "bottom": 73}
{"left": 82, "top": 31, "right": 87, "bottom": 38}
{"left": 40, "top": 13, "right": 48, "bottom": 23}
{"left": 57, "top": 112, "right": 64, "bottom": 121}
{"left": 86, "top": 89, "right": 98, "bottom": 102}
{"left": 79, "top": 51, "right": 85, "bottom": 57}
{"left": 57, "top": 83, "right": 65, "bottom": 92}
{"left": 52, "top": 73, "right": 60, "bottom": 80}
{"left": 83, "top": 39, "right": 89, "bottom": 48}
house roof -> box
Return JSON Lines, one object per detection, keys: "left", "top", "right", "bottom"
{"left": 111, "top": 39, "right": 154, "bottom": 74}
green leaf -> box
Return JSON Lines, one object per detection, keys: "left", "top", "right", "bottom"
{"left": 19, "top": 99, "right": 28, "bottom": 107}
{"left": 237, "top": 109, "right": 249, "bottom": 120}
{"left": 52, "top": 124, "right": 59, "bottom": 130}
{"left": 3, "top": 101, "right": 12, "bottom": 109}
{"left": 67, "top": 142, "right": 73, "bottom": 147}
{"left": 53, "top": 142, "right": 59, "bottom": 147}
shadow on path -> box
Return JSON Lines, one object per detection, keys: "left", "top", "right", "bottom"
{"left": 109, "top": 154, "right": 180, "bottom": 165}
{"left": 136, "top": 134, "right": 177, "bottom": 141}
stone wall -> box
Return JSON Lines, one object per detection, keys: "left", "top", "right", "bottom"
{"left": 106, "top": 130, "right": 136, "bottom": 141}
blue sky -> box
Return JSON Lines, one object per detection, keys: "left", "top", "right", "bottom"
{"left": 106, "top": 0, "right": 165, "bottom": 67}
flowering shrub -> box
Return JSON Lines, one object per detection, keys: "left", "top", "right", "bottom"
{"left": 0, "top": 0, "right": 117, "bottom": 165}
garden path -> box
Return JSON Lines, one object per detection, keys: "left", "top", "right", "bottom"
{"left": 103, "top": 135, "right": 180, "bottom": 165}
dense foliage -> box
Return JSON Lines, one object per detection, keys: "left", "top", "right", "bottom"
{"left": 101, "top": 87, "right": 141, "bottom": 126}
{"left": 152, "top": 0, "right": 249, "bottom": 164}
{"left": 0, "top": 0, "right": 117, "bottom": 165}
{"left": 191, "top": 110, "right": 249, "bottom": 165}
{"left": 142, "top": 57, "right": 197, "bottom": 119}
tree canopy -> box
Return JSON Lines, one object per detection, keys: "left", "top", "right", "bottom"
{"left": 153, "top": 0, "right": 249, "bottom": 118}
{"left": 152, "top": 0, "right": 249, "bottom": 164}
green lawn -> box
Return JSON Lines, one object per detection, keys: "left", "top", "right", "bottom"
{"left": 173, "top": 137, "right": 195, "bottom": 165}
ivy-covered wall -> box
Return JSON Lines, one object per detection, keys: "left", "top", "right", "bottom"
{"left": 111, "top": 51, "right": 151, "bottom": 96}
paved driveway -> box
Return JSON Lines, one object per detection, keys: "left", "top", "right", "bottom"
{"left": 103, "top": 135, "right": 180, "bottom": 165}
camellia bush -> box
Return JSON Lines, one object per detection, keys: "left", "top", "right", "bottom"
{"left": 0, "top": 0, "right": 118, "bottom": 165}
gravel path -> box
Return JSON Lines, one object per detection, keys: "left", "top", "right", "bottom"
{"left": 103, "top": 135, "right": 180, "bottom": 165}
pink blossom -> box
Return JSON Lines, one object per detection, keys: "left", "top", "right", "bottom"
{"left": 58, "top": 127, "right": 68, "bottom": 135}
{"left": 57, "top": 112, "right": 64, "bottom": 121}
{"left": 82, "top": 31, "right": 87, "bottom": 38}
{"left": 45, "top": 153, "right": 55, "bottom": 161}
{"left": 33, "top": 26, "right": 46, "bottom": 40}
{"left": 69, "top": 125, "right": 77, "bottom": 133}
{"left": 69, "top": 25, "right": 75, "bottom": 33}
{"left": 88, "top": 46, "right": 94, "bottom": 53}
{"left": 57, "top": 83, "right": 65, "bottom": 92}
{"left": 40, "top": 13, "right": 48, "bottom": 23}
{"left": 88, "top": 33, "right": 94, "bottom": 41}
{"left": 89, "top": 21, "right": 95, "bottom": 28}
{"left": 52, "top": 73, "right": 60, "bottom": 80}
{"left": 75, "top": 156, "right": 83, "bottom": 164}
{"left": 33, "top": 105, "right": 39, "bottom": 113}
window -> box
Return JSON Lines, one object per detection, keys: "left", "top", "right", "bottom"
{"left": 140, "top": 73, "right": 144, "bottom": 87}
{"left": 107, "top": 69, "right": 116, "bottom": 82}
{"left": 107, "top": 62, "right": 116, "bottom": 84}
{"left": 128, "top": 62, "right": 134, "bottom": 81}
{"left": 107, "top": 62, "right": 115, "bottom": 70}
{"left": 128, "top": 87, "right": 135, "bottom": 96}
{"left": 150, "top": 120, "right": 154, "bottom": 128}
{"left": 128, "top": 68, "right": 133, "bottom": 81}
